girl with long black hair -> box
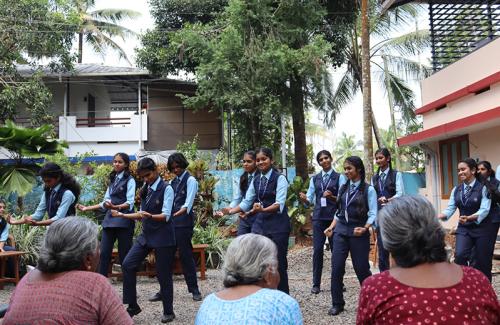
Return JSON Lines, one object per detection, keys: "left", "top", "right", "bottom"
{"left": 324, "top": 156, "right": 377, "bottom": 316}
{"left": 10, "top": 162, "right": 80, "bottom": 226}
{"left": 371, "top": 148, "right": 404, "bottom": 272}
{"left": 216, "top": 150, "right": 258, "bottom": 235}
{"left": 299, "top": 150, "right": 346, "bottom": 294}
{"left": 438, "top": 158, "right": 492, "bottom": 280}
{"left": 475, "top": 160, "right": 499, "bottom": 281}
{"left": 228, "top": 147, "right": 291, "bottom": 294}
{"left": 77, "top": 153, "right": 136, "bottom": 277}
{"left": 111, "top": 157, "right": 177, "bottom": 323}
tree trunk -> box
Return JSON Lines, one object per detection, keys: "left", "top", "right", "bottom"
{"left": 78, "top": 33, "right": 83, "bottom": 63}
{"left": 371, "top": 109, "right": 382, "bottom": 149}
{"left": 361, "top": 0, "right": 374, "bottom": 180}
{"left": 382, "top": 54, "right": 401, "bottom": 169}
{"left": 290, "top": 75, "right": 308, "bottom": 180}
{"left": 250, "top": 114, "right": 261, "bottom": 148}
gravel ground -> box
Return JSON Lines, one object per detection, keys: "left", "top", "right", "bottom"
{"left": 1, "top": 247, "right": 500, "bottom": 324}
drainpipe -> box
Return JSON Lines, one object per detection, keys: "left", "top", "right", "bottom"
{"left": 419, "top": 143, "right": 440, "bottom": 212}
{"left": 138, "top": 82, "right": 143, "bottom": 150}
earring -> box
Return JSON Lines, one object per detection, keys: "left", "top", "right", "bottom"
{"left": 87, "top": 265, "right": 91, "bottom": 270}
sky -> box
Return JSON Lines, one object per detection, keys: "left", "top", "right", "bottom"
{"left": 84, "top": 0, "right": 431, "bottom": 152}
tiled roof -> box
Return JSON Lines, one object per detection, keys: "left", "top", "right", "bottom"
{"left": 16, "top": 63, "right": 149, "bottom": 77}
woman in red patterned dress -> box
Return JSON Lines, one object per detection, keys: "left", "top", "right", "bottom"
{"left": 357, "top": 195, "right": 500, "bottom": 325}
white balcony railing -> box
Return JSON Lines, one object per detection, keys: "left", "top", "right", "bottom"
{"left": 59, "top": 114, "right": 148, "bottom": 143}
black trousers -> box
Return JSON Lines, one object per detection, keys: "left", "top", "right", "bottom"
{"left": 265, "top": 232, "right": 290, "bottom": 294}
{"left": 122, "top": 242, "right": 176, "bottom": 314}
{"left": 331, "top": 232, "right": 371, "bottom": 307}
{"left": 312, "top": 220, "right": 333, "bottom": 288}
{"left": 98, "top": 227, "right": 133, "bottom": 276}
{"left": 376, "top": 229, "right": 390, "bottom": 272}
{"left": 455, "top": 224, "right": 499, "bottom": 282}
{"left": 175, "top": 227, "right": 199, "bottom": 293}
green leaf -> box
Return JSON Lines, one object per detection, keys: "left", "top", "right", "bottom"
{"left": 0, "top": 166, "right": 37, "bottom": 196}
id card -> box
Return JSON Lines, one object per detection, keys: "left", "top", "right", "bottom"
{"left": 320, "top": 197, "right": 327, "bottom": 207}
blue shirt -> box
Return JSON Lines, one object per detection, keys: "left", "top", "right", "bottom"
{"left": 334, "top": 180, "right": 378, "bottom": 225}
{"left": 441, "top": 179, "right": 491, "bottom": 224}
{"left": 240, "top": 169, "right": 288, "bottom": 213}
{"left": 175, "top": 171, "right": 198, "bottom": 213}
{"left": 99, "top": 171, "right": 136, "bottom": 209}
{"left": 305, "top": 169, "right": 347, "bottom": 204}
{"left": 32, "top": 184, "right": 76, "bottom": 221}
{"left": 370, "top": 169, "right": 404, "bottom": 198}
{"left": 195, "top": 288, "right": 303, "bottom": 325}
{"left": 147, "top": 177, "right": 174, "bottom": 222}
{"left": 0, "top": 222, "right": 9, "bottom": 242}
{"left": 229, "top": 171, "right": 257, "bottom": 209}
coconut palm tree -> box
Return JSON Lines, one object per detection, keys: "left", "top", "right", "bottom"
{"left": 333, "top": 132, "right": 363, "bottom": 169}
{"left": 324, "top": 1, "right": 431, "bottom": 171}
{"left": 72, "top": 0, "right": 141, "bottom": 64}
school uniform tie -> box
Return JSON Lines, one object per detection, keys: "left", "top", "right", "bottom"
{"left": 322, "top": 173, "right": 329, "bottom": 187}
{"left": 463, "top": 185, "right": 472, "bottom": 201}
{"left": 145, "top": 186, "right": 153, "bottom": 205}
{"left": 48, "top": 189, "right": 57, "bottom": 212}
{"left": 111, "top": 177, "right": 120, "bottom": 193}
{"left": 379, "top": 173, "right": 386, "bottom": 191}
{"left": 348, "top": 184, "right": 356, "bottom": 199}
{"left": 248, "top": 174, "right": 254, "bottom": 185}
{"left": 259, "top": 175, "right": 268, "bottom": 199}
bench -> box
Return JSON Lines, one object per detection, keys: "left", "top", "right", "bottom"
{"left": 0, "top": 251, "right": 25, "bottom": 290}
{"left": 108, "top": 244, "right": 209, "bottom": 280}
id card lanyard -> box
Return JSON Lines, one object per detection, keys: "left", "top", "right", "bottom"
{"left": 320, "top": 172, "right": 332, "bottom": 207}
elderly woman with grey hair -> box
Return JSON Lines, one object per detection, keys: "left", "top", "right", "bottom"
{"left": 356, "top": 196, "right": 500, "bottom": 324}
{"left": 3, "top": 217, "right": 132, "bottom": 325}
{"left": 195, "top": 233, "right": 303, "bottom": 325}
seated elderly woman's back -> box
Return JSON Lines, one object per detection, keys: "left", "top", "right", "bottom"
{"left": 357, "top": 196, "right": 500, "bottom": 324}
{"left": 195, "top": 233, "right": 302, "bottom": 325}
{"left": 3, "top": 217, "right": 132, "bottom": 325}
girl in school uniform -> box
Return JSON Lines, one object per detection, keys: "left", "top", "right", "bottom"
{"left": 324, "top": 156, "right": 377, "bottom": 316}
{"left": 0, "top": 199, "right": 16, "bottom": 277}
{"left": 215, "top": 150, "right": 258, "bottom": 235}
{"left": 371, "top": 148, "right": 404, "bottom": 272}
{"left": 77, "top": 153, "right": 136, "bottom": 277}
{"left": 438, "top": 158, "right": 492, "bottom": 279}
{"left": 299, "top": 150, "right": 346, "bottom": 294}
{"left": 9, "top": 163, "right": 80, "bottom": 226}
{"left": 149, "top": 152, "right": 203, "bottom": 303}
{"left": 476, "top": 160, "right": 500, "bottom": 281}
{"left": 111, "top": 157, "right": 177, "bottom": 323}
{"left": 228, "top": 147, "right": 291, "bottom": 294}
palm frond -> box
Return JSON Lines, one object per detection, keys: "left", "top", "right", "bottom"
{"left": 379, "top": 69, "right": 417, "bottom": 124}
{"left": 381, "top": 55, "right": 431, "bottom": 82}
{"left": 318, "top": 70, "right": 358, "bottom": 127}
{"left": 85, "top": 19, "right": 137, "bottom": 39}
{"left": 95, "top": 33, "right": 132, "bottom": 64}
{"left": 371, "top": 3, "right": 424, "bottom": 38}
{"left": 90, "top": 8, "right": 141, "bottom": 23}
{"left": 373, "top": 29, "right": 430, "bottom": 57}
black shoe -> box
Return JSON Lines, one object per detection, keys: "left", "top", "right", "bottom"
{"left": 148, "top": 292, "right": 162, "bottom": 302}
{"left": 192, "top": 291, "right": 203, "bottom": 301}
{"left": 126, "top": 305, "right": 142, "bottom": 317}
{"left": 161, "top": 313, "right": 176, "bottom": 323}
{"left": 343, "top": 284, "right": 347, "bottom": 292}
{"left": 328, "top": 305, "right": 344, "bottom": 316}
{"left": 310, "top": 286, "right": 320, "bottom": 294}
